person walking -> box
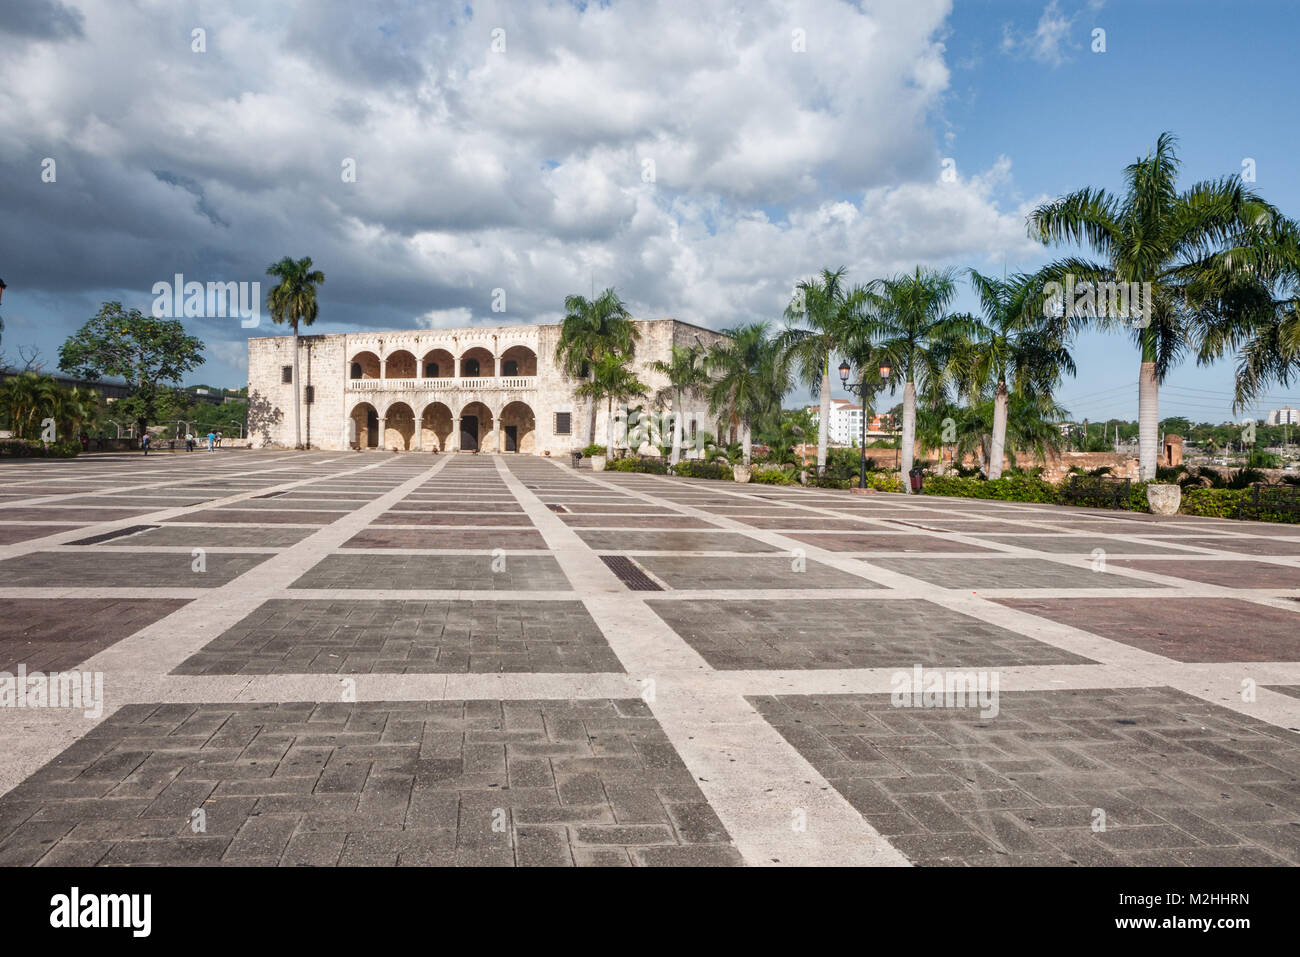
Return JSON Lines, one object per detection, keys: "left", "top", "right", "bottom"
{"left": 207, "top": 430, "right": 215, "bottom": 451}
{"left": 141, "top": 432, "right": 151, "bottom": 456}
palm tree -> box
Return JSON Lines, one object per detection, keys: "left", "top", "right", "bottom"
{"left": 0, "top": 371, "right": 61, "bottom": 439}
{"left": 1197, "top": 216, "right": 1300, "bottom": 410}
{"left": 946, "top": 393, "right": 1067, "bottom": 474}
{"left": 1028, "top": 132, "right": 1276, "bottom": 479}
{"left": 779, "top": 268, "right": 868, "bottom": 475}
{"left": 649, "top": 343, "right": 709, "bottom": 464}
{"left": 575, "top": 352, "right": 648, "bottom": 452}
{"left": 706, "top": 322, "right": 790, "bottom": 466}
{"left": 864, "top": 267, "right": 975, "bottom": 492}
{"left": 554, "top": 289, "right": 640, "bottom": 445}
{"left": 954, "top": 270, "right": 1076, "bottom": 479}
{"left": 266, "top": 256, "right": 325, "bottom": 449}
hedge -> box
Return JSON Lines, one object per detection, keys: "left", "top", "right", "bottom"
{"left": 751, "top": 467, "right": 796, "bottom": 485}
{"left": 0, "top": 439, "right": 81, "bottom": 458}
{"left": 670, "top": 460, "right": 734, "bottom": 480}
{"left": 605, "top": 457, "right": 668, "bottom": 474}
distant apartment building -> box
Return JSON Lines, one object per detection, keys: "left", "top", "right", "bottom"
{"left": 1267, "top": 407, "right": 1299, "bottom": 425}
{"left": 808, "top": 399, "right": 896, "bottom": 445}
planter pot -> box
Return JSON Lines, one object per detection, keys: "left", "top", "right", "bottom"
{"left": 1146, "top": 483, "right": 1181, "bottom": 516}
{"left": 590, "top": 455, "right": 607, "bottom": 472}
{"left": 732, "top": 465, "right": 752, "bottom": 484}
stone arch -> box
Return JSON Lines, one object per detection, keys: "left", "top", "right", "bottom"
{"left": 382, "top": 401, "right": 417, "bottom": 450}
{"left": 420, "top": 401, "right": 454, "bottom": 451}
{"left": 384, "top": 350, "right": 417, "bottom": 379}
{"left": 421, "top": 347, "right": 455, "bottom": 379}
{"left": 458, "top": 400, "right": 494, "bottom": 452}
{"left": 350, "top": 351, "right": 380, "bottom": 380}
{"left": 349, "top": 401, "right": 379, "bottom": 449}
{"left": 459, "top": 346, "right": 495, "bottom": 378}
{"left": 499, "top": 401, "right": 537, "bottom": 453}
{"left": 499, "top": 345, "right": 537, "bottom": 377}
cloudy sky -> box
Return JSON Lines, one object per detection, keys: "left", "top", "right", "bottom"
{"left": 2, "top": 0, "right": 1298, "bottom": 422}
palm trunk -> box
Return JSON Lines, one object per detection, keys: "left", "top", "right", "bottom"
{"left": 817, "top": 358, "right": 830, "bottom": 474}
{"left": 606, "top": 397, "right": 614, "bottom": 452}
{"left": 670, "top": 390, "right": 683, "bottom": 464}
{"left": 742, "top": 419, "right": 752, "bottom": 466}
{"left": 899, "top": 379, "right": 917, "bottom": 494}
{"left": 1138, "top": 360, "right": 1158, "bottom": 480}
{"left": 291, "top": 328, "right": 302, "bottom": 449}
{"left": 987, "top": 381, "right": 1009, "bottom": 480}
{"left": 587, "top": 372, "right": 599, "bottom": 445}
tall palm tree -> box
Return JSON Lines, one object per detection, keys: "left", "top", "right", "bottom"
{"left": 649, "top": 343, "right": 709, "bottom": 464}
{"left": 554, "top": 289, "right": 640, "bottom": 445}
{"left": 575, "top": 352, "right": 649, "bottom": 452}
{"left": 955, "top": 270, "right": 1076, "bottom": 479}
{"left": 266, "top": 256, "right": 325, "bottom": 449}
{"left": 1197, "top": 216, "right": 1300, "bottom": 410}
{"left": 779, "top": 267, "right": 868, "bottom": 475}
{"left": 0, "top": 371, "right": 60, "bottom": 440}
{"left": 864, "top": 267, "right": 975, "bottom": 492}
{"left": 706, "top": 322, "right": 789, "bottom": 466}
{"left": 1028, "top": 132, "right": 1276, "bottom": 479}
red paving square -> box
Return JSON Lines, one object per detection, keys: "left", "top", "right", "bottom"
{"left": 785, "top": 532, "right": 999, "bottom": 553}
{"left": 343, "top": 528, "right": 548, "bottom": 549}
{"left": 0, "top": 525, "right": 82, "bottom": 544}
{"left": 1109, "top": 559, "right": 1300, "bottom": 589}
{"left": 0, "top": 598, "right": 192, "bottom": 672}
{"left": 994, "top": 597, "right": 1300, "bottom": 662}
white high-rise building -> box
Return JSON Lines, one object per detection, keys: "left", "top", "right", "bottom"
{"left": 1267, "top": 407, "right": 1299, "bottom": 425}
{"left": 807, "top": 399, "right": 896, "bottom": 445}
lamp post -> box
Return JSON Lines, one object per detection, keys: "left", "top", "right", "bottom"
{"left": 839, "top": 359, "right": 892, "bottom": 489}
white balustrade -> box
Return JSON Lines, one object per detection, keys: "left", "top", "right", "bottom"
{"left": 345, "top": 375, "right": 537, "bottom": 392}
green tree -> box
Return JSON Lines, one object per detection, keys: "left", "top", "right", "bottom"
{"left": 266, "top": 256, "right": 325, "bottom": 449}
{"left": 554, "top": 289, "right": 639, "bottom": 446}
{"left": 706, "top": 322, "right": 790, "bottom": 466}
{"left": 649, "top": 343, "right": 710, "bottom": 464}
{"left": 57, "top": 302, "right": 205, "bottom": 437}
{"left": 575, "top": 352, "right": 649, "bottom": 452}
{"left": 953, "top": 270, "right": 1075, "bottom": 479}
{"left": 1028, "top": 132, "right": 1276, "bottom": 479}
{"left": 864, "top": 267, "right": 975, "bottom": 491}
{"left": 780, "top": 267, "right": 868, "bottom": 474}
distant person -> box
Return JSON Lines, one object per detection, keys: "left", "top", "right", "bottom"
{"left": 215, "top": 431, "right": 223, "bottom": 448}
{"left": 96, "top": 430, "right": 104, "bottom": 450}
{"left": 207, "top": 430, "right": 215, "bottom": 451}
{"left": 141, "top": 433, "right": 151, "bottom": 456}
{"left": 185, "top": 432, "right": 194, "bottom": 452}
{"left": 79, "top": 432, "right": 89, "bottom": 452}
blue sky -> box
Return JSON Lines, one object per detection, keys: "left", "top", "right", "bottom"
{"left": 1, "top": 0, "right": 1297, "bottom": 424}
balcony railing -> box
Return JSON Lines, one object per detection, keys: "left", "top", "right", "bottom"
{"left": 346, "top": 375, "right": 537, "bottom": 392}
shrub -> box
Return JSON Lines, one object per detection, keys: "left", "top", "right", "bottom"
{"left": 751, "top": 467, "right": 795, "bottom": 485}
{"left": 671, "top": 460, "right": 734, "bottom": 480}
{"left": 606, "top": 457, "right": 668, "bottom": 474}
{"left": 921, "top": 474, "right": 1058, "bottom": 503}
{"left": 1178, "top": 487, "right": 1244, "bottom": 518}
{"left": 581, "top": 444, "right": 607, "bottom": 457}
{"left": 0, "top": 439, "right": 80, "bottom": 458}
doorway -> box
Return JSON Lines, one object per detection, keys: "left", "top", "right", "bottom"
{"left": 461, "top": 415, "right": 479, "bottom": 451}
{"left": 504, "top": 425, "right": 518, "bottom": 452}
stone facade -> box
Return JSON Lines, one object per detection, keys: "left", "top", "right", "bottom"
{"left": 246, "top": 319, "right": 728, "bottom": 454}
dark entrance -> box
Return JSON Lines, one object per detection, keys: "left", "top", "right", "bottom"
{"left": 504, "top": 425, "right": 518, "bottom": 452}
{"left": 366, "top": 408, "right": 379, "bottom": 448}
{"left": 461, "top": 415, "right": 479, "bottom": 451}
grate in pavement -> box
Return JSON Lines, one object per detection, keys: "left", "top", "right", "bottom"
{"left": 600, "top": 555, "right": 663, "bottom": 591}
{"left": 69, "top": 524, "right": 159, "bottom": 545}
{"left": 253, "top": 490, "right": 287, "bottom": 499}
{"left": 546, "top": 503, "right": 568, "bottom": 513}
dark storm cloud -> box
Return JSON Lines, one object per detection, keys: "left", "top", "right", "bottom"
{"left": 1, "top": 0, "right": 85, "bottom": 41}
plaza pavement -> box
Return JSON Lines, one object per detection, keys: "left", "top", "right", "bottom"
{"left": 0, "top": 448, "right": 1297, "bottom": 866}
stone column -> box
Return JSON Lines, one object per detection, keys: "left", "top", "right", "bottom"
{"left": 377, "top": 417, "right": 387, "bottom": 450}
{"left": 451, "top": 417, "right": 461, "bottom": 452}
{"left": 495, "top": 417, "right": 503, "bottom": 453}
{"left": 412, "top": 412, "right": 423, "bottom": 451}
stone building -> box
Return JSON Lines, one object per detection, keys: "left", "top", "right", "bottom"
{"left": 245, "top": 319, "right": 728, "bottom": 454}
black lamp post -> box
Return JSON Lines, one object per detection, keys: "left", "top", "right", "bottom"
{"left": 839, "top": 359, "right": 892, "bottom": 489}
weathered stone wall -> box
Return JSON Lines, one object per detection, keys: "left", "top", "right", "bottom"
{"left": 246, "top": 319, "right": 730, "bottom": 455}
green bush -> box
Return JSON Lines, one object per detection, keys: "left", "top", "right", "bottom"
{"left": 581, "top": 444, "right": 607, "bottom": 457}
{"left": 0, "top": 439, "right": 81, "bottom": 458}
{"left": 1178, "top": 487, "right": 1244, "bottom": 518}
{"left": 921, "top": 474, "right": 1058, "bottom": 503}
{"left": 606, "top": 457, "right": 668, "bottom": 474}
{"left": 751, "top": 467, "right": 795, "bottom": 485}
{"left": 864, "top": 471, "right": 904, "bottom": 493}
{"left": 671, "top": 460, "right": 734, "bottom": 481}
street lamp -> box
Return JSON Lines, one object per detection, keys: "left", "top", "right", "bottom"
{"left": 839, "top": 359, "right": 892, "bottom": 489}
